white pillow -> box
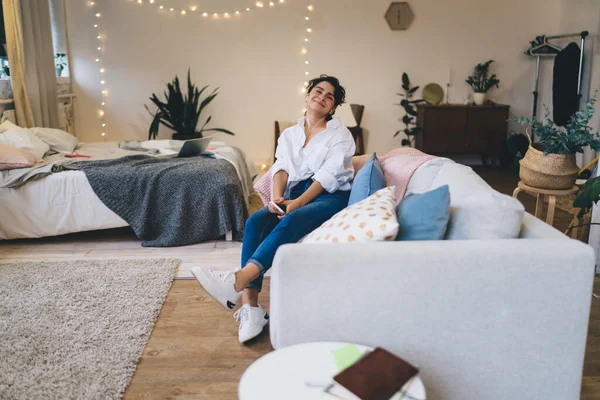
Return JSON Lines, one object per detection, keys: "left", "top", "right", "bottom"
{"left": 443, "top": 191, "right": 525, "bottom": 240}
{"left": 430, "top": 162, "right": 524, "bottom": 239}
{"left": 0, "top": 126, "right": 50, "bottom": 161}
{"left": 30, "top": 127, "right": 78, "bottom": 154}
{"left": 302, "top": 186, "right": 399, "bottom": 244}
{"left": 0, "top": 120, "right": 20, "bottom": 133}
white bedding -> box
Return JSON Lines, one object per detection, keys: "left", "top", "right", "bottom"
{"left": 0, "top": 140, "right": 257, "bottom": 240}
{"left": 0, "top": 170, "right": 127, "bottom": 239}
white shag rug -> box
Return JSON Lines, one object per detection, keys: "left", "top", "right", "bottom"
{"left": 0, "top": 258, "right": 180, "bottom": 399}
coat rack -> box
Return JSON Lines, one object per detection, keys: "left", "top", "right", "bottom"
{"left": 524, "top": 31, "right": 588, "bottom": 142}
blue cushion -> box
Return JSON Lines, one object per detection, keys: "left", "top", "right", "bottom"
{"left": 395, "top": 185, "right": 450, "bottom": 241}
{"left": 348, "top": 153, "right": 386, "bottom": 206}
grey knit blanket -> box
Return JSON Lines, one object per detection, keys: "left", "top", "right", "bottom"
{"left": 69, "top": 155, "right": 247, "bottom": 247}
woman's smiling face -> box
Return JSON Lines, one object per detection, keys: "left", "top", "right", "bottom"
{"left": 306, "top": 81, "right": 336, "bottom": 116}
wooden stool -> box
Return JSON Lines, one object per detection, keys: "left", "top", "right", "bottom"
{"left": 512, "top": 181, "right": 579, "bottom": 226}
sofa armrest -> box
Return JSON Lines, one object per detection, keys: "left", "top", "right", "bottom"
{"left": 269, "top": 239, "right": 595, "bottom": 400}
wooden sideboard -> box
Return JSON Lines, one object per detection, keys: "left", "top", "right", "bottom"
{"left": 415, "top": 104, "right": 510, "bottom": 165}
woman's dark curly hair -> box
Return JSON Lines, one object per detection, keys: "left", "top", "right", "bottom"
{"left": 306, "top": 74, "right": 346, "bottom": 115}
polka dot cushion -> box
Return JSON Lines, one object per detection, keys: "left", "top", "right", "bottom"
{"left": 302, "top": 186, "right": 399, "bottom": 244}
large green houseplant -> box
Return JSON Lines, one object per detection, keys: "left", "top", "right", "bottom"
{"left": 146, "top": 70, "right": 235, "bottom": 140}
{"left": 394, "top": 72, "right": 423, "bottom": 147}
{"left": 513, "top": 97, "right": 600, "bottom": 189}
{"left": 465, "top": 60, "right": 499, "bottom": 105}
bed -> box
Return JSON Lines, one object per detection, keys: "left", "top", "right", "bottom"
{"left": 0, "top": 140, "right": 257, "bottom": 245}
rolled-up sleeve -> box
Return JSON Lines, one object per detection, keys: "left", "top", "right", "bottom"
{"left": 313, "top": 137, "right": 356, "bottom": 193}
{"left": 271, "top": 134, "right": 289, "bottom": 178}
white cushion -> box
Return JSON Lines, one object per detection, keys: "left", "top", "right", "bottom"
{"left": 406, "top": 157, "right": 451, "bottom": 194}
{"left": 430, "top": 162, "right": 524, "bottom": 239}
{"left": 30, "top": 127, "right": 78, "bottom": 154}
{"left": 0, "top": 124, "right": 49, "bottom": 161}
{"left": 302, "top": 186, "right": 399, "bottom": 243}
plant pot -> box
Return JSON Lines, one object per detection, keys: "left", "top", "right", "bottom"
{"left": 172, "top": 132, "right": 202, "bottom": 141}
{"left": 473, "top": 92, "right": 486, "bottom": 105}
{"left": 519, "top": 144, "right": 579, "bottom": 189}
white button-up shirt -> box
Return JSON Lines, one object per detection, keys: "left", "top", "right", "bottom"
{"left": 271, "top": 117, "right": 355, "bottom": 198}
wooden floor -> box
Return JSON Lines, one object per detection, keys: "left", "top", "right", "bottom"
{"left": 1, "top": 166, "right": 598, "bottom": 399}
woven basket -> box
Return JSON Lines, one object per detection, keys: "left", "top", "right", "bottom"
{"left": 519, "top": 130, "right": 579, "bottom": 189}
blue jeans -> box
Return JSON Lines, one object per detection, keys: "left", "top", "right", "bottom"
{"left": 241, "top": 178, "right": 350, "bottom": 292}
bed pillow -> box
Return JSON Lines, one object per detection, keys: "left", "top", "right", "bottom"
{"left": 0, "top": 120, "right": 20, "bottom": 133}
{"left": 302, "top": 186, "right": 399, "bottom": 244}
{"left": 0, "top": 126, "right": 49, "bottom": 161}
{"left": 395, "top": 185, "right": 450, "bottom": 241}
{"left": 0, "top": 145, "right": 37, "bottom": 170}
{"left": 30, "top": 127, "right": 78, "bottom": 154}
{"left": 348, "top": 153, "right": 386, "bottom": 206}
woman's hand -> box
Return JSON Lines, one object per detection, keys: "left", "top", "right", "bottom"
{"left": 278, "top": 199, "right": 304, "bottom": 219}
{"left": 268, "top": 197, "right": 286, "bottom": 215}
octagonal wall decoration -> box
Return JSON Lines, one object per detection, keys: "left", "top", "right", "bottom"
{"left": 385, "top": 2, "right": 414, "bottom": 31}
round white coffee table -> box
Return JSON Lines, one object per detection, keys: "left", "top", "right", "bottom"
{"left": 239, "top": 341, "right": 426, "bottom": 400}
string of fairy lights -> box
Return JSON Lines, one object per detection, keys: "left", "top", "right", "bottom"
{"left": 301, "top": 2, "right": 314, "bottom": 113}
{"left": 87, "top": 1, "right": 315, "bottom": 139}
{"left": 131, "top": 0, "right": 287, "bottom": 18}
{"left": 87, "top": 1, "right": 107, "bottom": 138}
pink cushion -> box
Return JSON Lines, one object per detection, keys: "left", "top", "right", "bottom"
{"left": 0, "top": 145, "right": 37, "bottom": 170}
{"left": 254, "top": 170, "right": 272, "bottom": 206}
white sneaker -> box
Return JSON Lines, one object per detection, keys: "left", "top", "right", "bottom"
{"left": 234, "top": 304, "right": 269, "bottom": 343}
{"left": 191, "top": 267, "right": 241, "bottom": 310}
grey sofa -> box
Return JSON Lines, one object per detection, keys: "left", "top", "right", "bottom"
{"left": 269, "top": 158, "right": 596, "bottom": 400}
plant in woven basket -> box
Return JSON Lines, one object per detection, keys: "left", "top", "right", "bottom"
{"left": 146, "top": 69, "right": 235, "bottom": 140}
{"left": 513, "top": 97, "right": 600, "bottom": 155}
{"left": 512, "top": 97, "right": 600, "bottom": 190}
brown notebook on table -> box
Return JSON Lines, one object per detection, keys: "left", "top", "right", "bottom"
{"left": 329, "top": 347, "right": 419, "bottom": 400}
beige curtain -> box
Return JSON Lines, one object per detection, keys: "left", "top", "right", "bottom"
{"left": 3, "top": 0, "right": 59, "bottom": 128}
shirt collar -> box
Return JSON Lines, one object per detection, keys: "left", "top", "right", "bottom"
{"left": 297, "top": 116, "right": 342, "bottom": 129}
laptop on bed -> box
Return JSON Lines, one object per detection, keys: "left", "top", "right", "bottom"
{"left": 176, "top": 137, "right": 212, "bottom": 158}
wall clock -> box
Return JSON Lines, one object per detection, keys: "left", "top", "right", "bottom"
{"left": 385, "top": 2, "right": 414, "bottom": 31}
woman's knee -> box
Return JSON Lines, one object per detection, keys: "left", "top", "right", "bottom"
{"left": 245, "top": 207, "right": 275, "bottom": 232}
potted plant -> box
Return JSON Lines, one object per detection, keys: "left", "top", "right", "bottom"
{"left": 513, "top": 97, "right": 600, "bottom": 190}
{"left": 465, "top": 60, "right": 499, "bottom": 105}
{"left": 55, "top": 53, "right": 67, "bottom": 77}
{"left": 394, "top": 72, "right": 423, "bottom": 147}
{"left": 146, "top": 70, "right": 235, "bottom": 140}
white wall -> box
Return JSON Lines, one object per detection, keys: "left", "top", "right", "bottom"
{"left": 66, "top": 0, "right": 593, "bottom": 165}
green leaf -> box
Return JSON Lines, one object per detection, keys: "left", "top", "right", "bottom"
{"left": 402, "top": 73, "right": 409, "bottom": 87}
{"left": 408, "top": 86, "right": 419, "bottom": 94}
{"left": 573, "top": 176, "right": 600, "bottom": 217}
{"left": 203, "top": 128, "right": 235, "bottom": 135}
{"left": 405, "top": 105, "right": 417, "bottom": 116}
{"left": 393, "top": 130, "right": 401, "bottom": 138}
